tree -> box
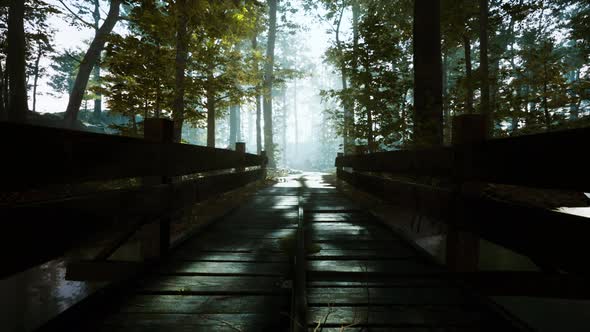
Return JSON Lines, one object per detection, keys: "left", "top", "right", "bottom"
{"left": 414, "top": 0, "right": 443, "bottom": 146}
{"left": 6, "top": 0, "right": 27, "bottom": 122}
{"left": 63, "top": 0, "right": 122, "bottom": 127}
{"left": 263, "top": 0, "right": 278, "bottom": 166}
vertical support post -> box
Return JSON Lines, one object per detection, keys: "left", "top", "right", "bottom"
{"left": 355, "top": 145, "right": 367, "bottom": 155}
{"left": 336, "top": 152, "right": 344, "bottom": 179}
{"left": 413, "top": 0, "right": 443, "bottom": 147}
{"left": 446, "top": 114, "right": 487, "bottom": 272}
{"left": 235, "top": 142, "right": 246, "bottom": 173}
{"left": 260, "top": 150, "right": 268, "bottom": 181}
{"left": 142, "top": 118, "right": 174, "bottom": 260}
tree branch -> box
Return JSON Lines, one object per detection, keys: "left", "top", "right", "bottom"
{"left": 57, "top": 0, "right": 95, "bottom": 29}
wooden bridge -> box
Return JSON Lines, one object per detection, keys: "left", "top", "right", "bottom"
{"left": 1, "top": 116, "right": 588, "bottom": 331}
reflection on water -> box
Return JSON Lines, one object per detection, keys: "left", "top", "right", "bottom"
{"left": 0, "top": 259, "right": 107, "bottom": 332}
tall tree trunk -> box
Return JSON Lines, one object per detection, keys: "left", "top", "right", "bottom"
{"left": 92, "top": 0, "right": 102, "bottom": 119}
{"left": 479, "top": 0, "right": 490, "bottom": 135}
{"left": 543, "top": 61, "right": 551, "bottom": 131}
{"left": 7, "top": 0, "right": 28, "bottom": 122}
{"left": 172, "top": 0, "right": 188, "bottom": 142}
{"left": 442, "top": 52, "right": 451, "bottom": 144}
{"left": 32, "top": 44, "right": 43, "bottom": 113}
{"left": 252, "top": 35, "right": 262, "bottom": 154}
{"left": 206, "top": 71, "right": 216, "bottom": 148}
{"left": 463, "top": 35, "right": 474, "bottom": 114}
{"left": 293, "top": 79, "right": 299, "bottom": 160}
{"left": 236, "top": 103, "right": 241, "bottom": 142}
{"left": 64, "top": 0, "right": 121, "bottom": 127}
{"left": 413, "top": 0, "right": 443, "bottom": 147}
{"left": 281, "top": 87, "right": 287, "bottom": 167}
{"left": 263, "top": 0, "right": 277, "bottom": 167}
{"left": 0, "top": 61, "right": 5, "bottom": 118}
{"left": 256, "top": 95, "right": 262, "bottom": 153}
{"left": 569, "top": 70, "right": 579, "bottom": 120}
{"left": 229, "top": 105, "right": 238, "bottom": 148}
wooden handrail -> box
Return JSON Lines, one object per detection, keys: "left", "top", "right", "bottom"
{"left": 336, "top": 126, "right": 590, "bottom": 191}
{"left": 0, "top": 121, "right": 265, "bottom": 190}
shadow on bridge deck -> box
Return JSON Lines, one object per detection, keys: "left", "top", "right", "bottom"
{"left": 34, "top": 173, "right": 529, "bottom": 332}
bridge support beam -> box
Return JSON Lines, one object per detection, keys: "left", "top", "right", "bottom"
{"left": 446, "top": 114, "right": 488, "bottom": 272}
{"left": 141, "top": 118, "right": 174, "bottom": 260}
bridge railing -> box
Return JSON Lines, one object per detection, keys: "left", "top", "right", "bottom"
{"left": 0, "top": 119, "right": 267, "bottom": 278}
{"left": 335, "top": 114, "right": 590, "bottom": 279}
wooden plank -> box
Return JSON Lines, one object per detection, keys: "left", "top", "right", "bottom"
{"left": 463, "top": 126, "right": 590, "bottom": 191}
{"left": 0, "top": 122, "right": 263, "bottom": 190}
{"left": 116, "top": 295, "right": 288, "bottom": 314}
{"left": 308, "top": 260, "right": 438, "bottom": 275}
{"left": 158, "top": 261, "right": 290, "bottom": 276}
{"left": 308, "top": 287, "right": 474, "bottom": 305}
{"left": 100, "top": 313, "right": 287, "bottom": 332}
{"left": 307, "top": 306, "right": 491, "bottom": 327}
{"left": 134, "top": 276, "right": 288, "bottom": 295}
{"left": 0, "top": 170, "right": 263, "bottom": 278}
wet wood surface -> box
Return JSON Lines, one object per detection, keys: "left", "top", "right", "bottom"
{"left": 45, "top": 174, "right": 530, "bottom": 332}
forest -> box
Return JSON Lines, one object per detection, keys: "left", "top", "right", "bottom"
{"left": 0, "top": 0, "right": 589, "bottom": 170}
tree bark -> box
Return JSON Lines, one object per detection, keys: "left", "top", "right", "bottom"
{"left": 7, "top": 0, "right": 28, "bottom": 122}
{"left": 0, "top": 61, "right": 5, "bottom": 118}
{"left": 294, "top": 78, "right": 299, "bottom": 160}
{"left": 413, "top": 0, "right": 443, "bottom": 147}
{"left": 206, "top": 70, "right": 216, "bottom": 148}
{"left": 479, "top": 0, "right": 490, "bottom": 135}
{"left": 442, "top": 52, "right": 451, "bottom": 144}
{"left": 172, "top": 0, "right": 188, "bottom": 142}
{"left": 463, "top": 35, "right": 474, "bottom": 114}
{"left": 32, "top": 44, "right": 43, "bottom": 113}
{"left": 229, "top": 105, "right": 238, "bottom": 148}
{"left": 64, "top": 0, "right": 121, "bottom": 127}
{"left": 281, "top": 87, "right": 287, "bottom": 167}
{"left": 252, "top": 35, "right": 262, "bottom": 154}
{"left": 93, "top": 0, "right": 102, "bottom": 118}
{"left": 263, "top": 0, "right": 277, "bottom": 167}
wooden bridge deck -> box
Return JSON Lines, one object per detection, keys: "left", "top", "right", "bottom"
{"left": 43, "top": 173, "right": 529, "bottom": 332}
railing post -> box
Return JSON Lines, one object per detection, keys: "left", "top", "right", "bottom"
{"left": 235, "top": 142, "right": 246, "bottom": 173}
{"left": 260, "top": 150, "right": 268, "bottom": 180}
{"left": 336, "top": 152, "right": 343, "bottom": 179}
{"left": 446, "top": 114, "right": 487, "bottom": 272}
{"left": 141, "top": 118, "right": 174, "bottom": 260}
{"left": 355, "top": 145, "right": 367, "bottom": 155}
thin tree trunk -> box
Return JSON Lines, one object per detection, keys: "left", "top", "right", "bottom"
{"left": 7, "top": 0, "right": 28, "bottom": 122}
{"left": 252, "top": 34, "right": 262, "bottom": 154}
{"left": 64, "top": 0, "right": 121, "bottom": 127}
{"left": 32, "top": 45, "right": 43, "bottom": 113}
{"left": 0, "top": 61, "right": 5, "bottom": 118}
{"left": 206, "top": 71, "right": 216, "bottom": 148}
{"left": 569, "top": 70, "right": 579, "bottom": 120}
{"left": 256, "top": 95, "right": 262, "bottom": 153}
{"left": 442, "top": 51, "right": 451, "bottom": 144}
{"left": 172, "top": 0, "right": 188, "bottom": 142}
{"left": 263, "top": 0, "right": 278, "bottom": 167}
{"left": 281, "top": 87, "right": 287, "bottom": 167}
{"left": 236, "top": 103, "right": 241, "bottom": 142}
{"left": 463, "top": 35, "right": 474, "bottom": 114}
{"left": 543, "top": 61, "right": 551, "bottom": 131}
{"left": 92, "top": 0, "right": 102, "bottom": 118}
{"left": 479, "top": 0, "right": 490, "bottom": 135}
{"left": 294, "top": 79, "right": 299, "bottom": 160}
{"left": 413, "top": 0, "right": 443, "bottom": 147}
{"left": 229, "top": 105, "right": 238, "bottom": 148}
